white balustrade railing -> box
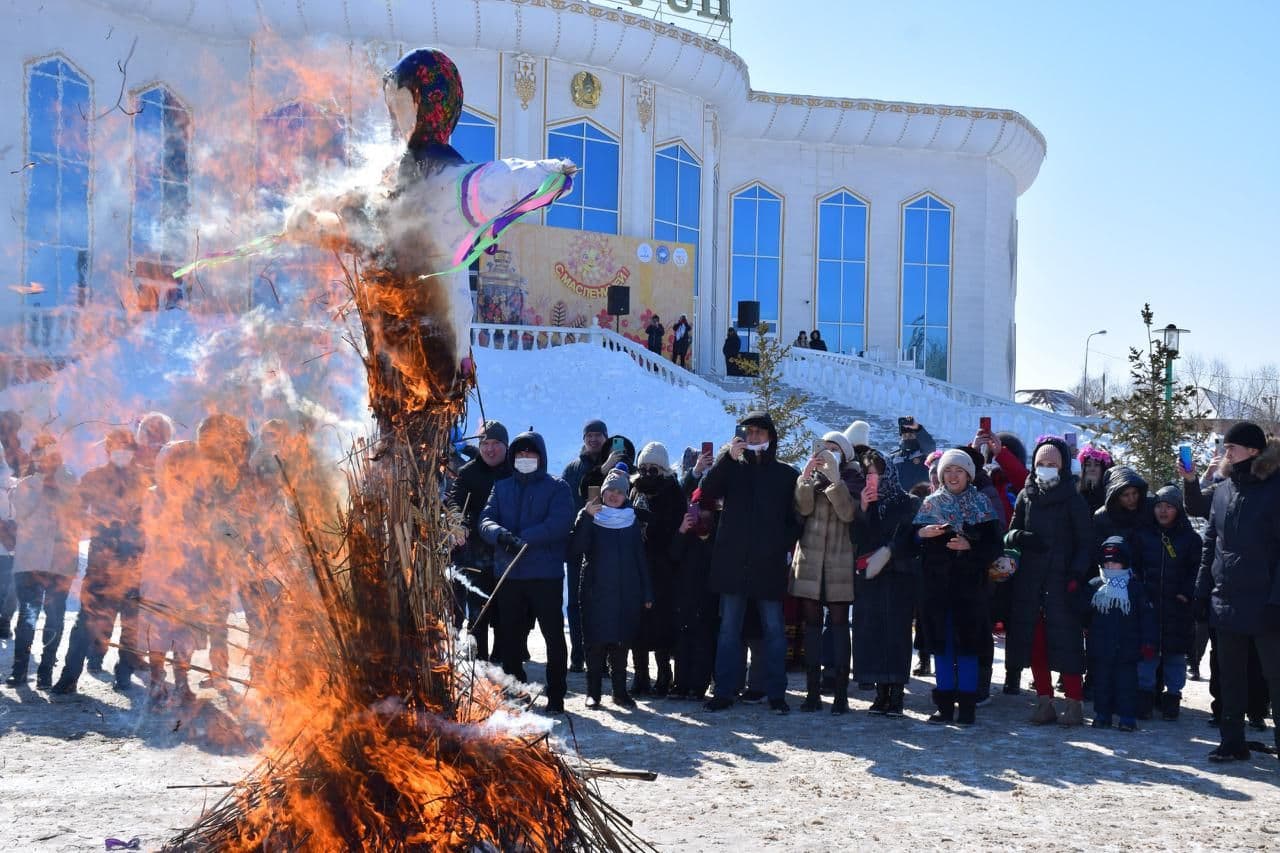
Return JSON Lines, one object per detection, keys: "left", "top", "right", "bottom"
{"left": 469, "top": 323, "right": 749, "bottom": 406}
{"left": 782, "top": 346, "right": 1106, "bottom": 450}
{"left": 6, "top": 305, "right": 86, "bottom": 357}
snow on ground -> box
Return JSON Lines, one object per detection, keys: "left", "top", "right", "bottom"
{"left": 2, "top": 622, "right": 1278, "bottom": 852}
{"left": 469, "top": 342, "right": 740, "bottom": 472}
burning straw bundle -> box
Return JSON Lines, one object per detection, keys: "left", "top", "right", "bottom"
{"left": 166, "top": 252, "right": 653, "bottom": 850}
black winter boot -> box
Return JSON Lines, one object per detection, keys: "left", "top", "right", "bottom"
{"left": 830, "top": 670, "right": 850, "bottom": 715}
{"left": 886, "top": 684, "right": 905, "bottom": 718}
{"left": 868, "top": 684, "right": 890, "bottom": 715}
{"left": 928, "top": 689, "right": 955, "bottom": 723}
{"left": 800, "top": 667, "right": 822, "bottom": 712}
{"left": 1136, "top": 690, "right": 1155, "bottom": 721}
{"left": 1161, "top": 692, "right": 1181, "bottom": 721}
{"left": 654, "top": 657, "right": 673, "bottom": 697}
{"left": 957, "top": 692, "right": 977, "bottom": 725}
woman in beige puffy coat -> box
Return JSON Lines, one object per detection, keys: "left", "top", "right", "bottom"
{"left": 790, "top": 431, "right": 870, "bottom": 714}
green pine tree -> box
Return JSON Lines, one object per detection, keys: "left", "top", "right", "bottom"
{"left": 724, "top": 323, "right": 813, "bottom": 465}
{"left": 1094, "top": 304, "right": 1207, "bottom": 486}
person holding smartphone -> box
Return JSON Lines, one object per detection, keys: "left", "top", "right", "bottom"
{"left": 789, "top": 431, "right": 863, "bottom": 714}
{"left": 561, "top": 418, "right": 610, "bottom": 672}
{"left": 700, "top": 412, "right": 801, "bottom": 714}
{"left": 911, "top": 449, "right": 1003, "bottom": 725}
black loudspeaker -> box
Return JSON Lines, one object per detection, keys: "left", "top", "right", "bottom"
{"left": 607, "top": 285, "right": 630, "bottom": 316}
{"left": 737, "top": 300, "right": 760, "bottom": 329}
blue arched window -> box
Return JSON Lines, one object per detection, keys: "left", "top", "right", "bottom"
{"left": 816, "top": 190, "right": 868, "bottom": 354}
{"left": 901, "top": 193, "right": 952, "bottom": 380}
{"left": 24, "top": 57, "right": 91, "bottom": 307}
{"left": 256, "top": 102, "right": 347, "bottom": 307}
{"left": 450, "top": 107, "right": 497, "bottom": 163}
{"left": 132, "top": 86, "right": 191, "bottom": 274}
{"left": 730, "top": 184, "right": 782, "bottom": 332}
{"left": 546, "top": 120, "right": 619, "bottom": 234}
{"left": 654, "top": 142, "right": 701, "bottom": 292}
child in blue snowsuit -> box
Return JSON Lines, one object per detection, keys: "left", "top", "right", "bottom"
{"left": 1087, "top": 536, "right": 1156, "bottom": 730}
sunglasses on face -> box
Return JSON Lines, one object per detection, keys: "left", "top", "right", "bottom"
{"left": 638, "top": 466, "right": 665, "bottom": 476}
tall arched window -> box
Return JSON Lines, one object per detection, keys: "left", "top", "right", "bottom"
{"left": 654, "top": 142, "right": 701, "bottom": 292}
{"left": 546, "top": 120, "right": 619, "bottom": 234}
{"left": 450, "top": 107, "right": 497, "bottom": 163}
{"left": 815, "top": 190, "right": 868, "bottom": 354}
{"left": 132, "top": 86, "right": 191, "bottom": 298}
{"left": 24, "top": 57, "right": 91, "bottom": 307}
{"left": 901, "top": 193, "right": 952, "bottom": 380}
{"left": 256, "top": 102, "right": 347, "bottom": 307}
{"left": 730, "top": 184, "right": 782, "bottom": 332}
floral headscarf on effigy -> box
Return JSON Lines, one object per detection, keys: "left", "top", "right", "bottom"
{"left": 386, "top": 48, "right": 466, "bottom": 169}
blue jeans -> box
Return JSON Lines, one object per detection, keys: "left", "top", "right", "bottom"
{"left": 11, "top": 572, "right": 72, "bottom": 680}
{"left": 714, "top": 594, "right": 786, "bottom": 702}
{"left": 933, "top": 614, "right": 978, "bottom": 693}
{"left": 1138, "top": 652, "right": 1187, "bottom": 695}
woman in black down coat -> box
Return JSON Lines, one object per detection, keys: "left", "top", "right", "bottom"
{"left": 630, "top": 442, "right": 688, "bottom": 696}
{"left": 851, "top": 450, "right": 920, "bottom": 718}
{"left": 1004, "top": 437, "right": 1094, "bottom": 726}
{"left": 570, "top": 467, "right": 653, "bottom": 708}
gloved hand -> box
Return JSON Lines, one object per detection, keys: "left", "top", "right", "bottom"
{"left": 864, "top": 546, "right": 892, "bottom": 580}
{"left": 496, "top": 530, "right": 525, "bottom": 555}
{"left": 1141, "top": 644, "right": 1156, "bottom": 661}
{"left": 1066, "top": 579, "right": 1079, "bottom": 594}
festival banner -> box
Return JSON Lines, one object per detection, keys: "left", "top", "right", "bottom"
{"left": 474, "top": 222, "right": 696, "bottom": 363}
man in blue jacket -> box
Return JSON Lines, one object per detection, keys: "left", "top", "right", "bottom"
{"left": 481, "top": 429, "right": 575, "bottom": 714}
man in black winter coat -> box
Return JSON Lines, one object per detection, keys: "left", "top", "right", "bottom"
{"left": 1195, "top": 422, "right": 1280, "bottom": 762}
{"left": 560, "top": 418, "right": 608, "bottom": 670}
{"left": 446, "top": 420, "right": 511, "bottom": 661}
{"left": 645, "top": 316, "right": 665, "bottom": 355}
{"left": 700, "top": 411, "right": 800, "bottom": 714}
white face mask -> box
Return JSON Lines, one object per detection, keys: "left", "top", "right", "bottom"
{"left": 747, "top": 442, "right": 770, "bottom": 453}
{"left": 513, "top": 457, "right": 539, "bottom": 474}
{"left": 109, "top": 450, "right": 133, "bottom": 468}
{"left": 1035, "top": 466, "right": 1060, "bottom": 484}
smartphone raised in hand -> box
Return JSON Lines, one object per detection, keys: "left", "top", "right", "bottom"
{"left": 701, "top": 441, "right": 714, "bottom": 456}
{"left": 611, "top": 436, "right": 626, "bottom": 454}
{"left": 735, "top": 424, "right": 748, "bottom": 442}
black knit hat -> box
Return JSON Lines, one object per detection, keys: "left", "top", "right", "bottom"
{"left": 1100, "top": 535, "right": 1131, "bottom": 568}
{"left": 478, "top": 420, "right": 508, "bottom": 445}
{"left": 1225, "top": 421, "right": 1267, "bottom": 452}
{"left": 583, "top": 418, "right": 608, "bottom": 437}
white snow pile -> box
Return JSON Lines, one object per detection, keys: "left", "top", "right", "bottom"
{"left": 468, "top": 342, "right": 738, "bottom": 473}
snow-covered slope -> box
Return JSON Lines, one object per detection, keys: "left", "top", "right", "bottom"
{"left": 469, "top": 343, "right": 738, "bottom": 473}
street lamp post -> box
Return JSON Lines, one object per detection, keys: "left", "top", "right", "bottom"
{"left": 1161, "top": 323, "right": 1188, "bottom": 403}
{"left": 1082, "top": 329, "right": 1107, "bottom": 414}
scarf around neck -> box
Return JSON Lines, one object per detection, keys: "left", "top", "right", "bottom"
{"left": 593, "top": 505, "right": 636, "bottom": 530}
{"left": 914, "top": 484, "right": 998, "bottom": 529}
{"left": 1092, "top": 568, "right": 1132, "bottom": 614}
{"left": 872, "top": 457, "right": 912, "bottom": 520}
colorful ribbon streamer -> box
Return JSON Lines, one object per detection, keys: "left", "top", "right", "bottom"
{"left": 172, "top": 233, "right": 283, "bottom": 279}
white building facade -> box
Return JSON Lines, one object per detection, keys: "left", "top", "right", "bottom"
{"left": 1, "top": 0, "right": 1044, "bottom": 396}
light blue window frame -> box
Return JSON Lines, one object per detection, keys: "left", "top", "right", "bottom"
{"left": 132, "top": 86, "right": 191, "bottom": 270}
{"left": 450, "top": 107, "right": 497, "bottom": 164}
{"left": 730, "top": 184, "right": 782, "bottom": 333}
{"left": 546, "top": 120, "right": 620, "bottom": 234}
{"left": 23, "top": 56, "right": 92, "bottom": 307}
{"left": 654, "top": 142, "right": 701, "bottom": 292}
{"left": 815, "top": 190, "right": 868, "bottom": 354}
{"left": 901, "top": 193, "right": 952, "bottom": 380}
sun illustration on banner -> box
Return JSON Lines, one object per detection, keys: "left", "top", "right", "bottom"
{"left": 555, "top": 231, "right": 631, "bottom": 299}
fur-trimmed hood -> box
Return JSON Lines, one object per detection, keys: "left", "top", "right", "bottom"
{"left": 1222, "top": 437, "right": 1280, "bottom": 483}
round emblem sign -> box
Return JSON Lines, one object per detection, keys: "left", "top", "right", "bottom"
{"left": 636, "top": 243, "right": 654, "bottom": 263}
{"left": 672, "top": 247, "right": 689, "bottom": 267}
{"left": 656, "top": 245, "right": 670, "bottom": 265}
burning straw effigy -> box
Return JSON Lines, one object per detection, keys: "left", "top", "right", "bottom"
{"left": 163, "top": 48, "right": 651, "bottom": 852}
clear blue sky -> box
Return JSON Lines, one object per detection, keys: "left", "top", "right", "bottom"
{"left": 725, "top": 0, "right": 1279, "bottom": 390}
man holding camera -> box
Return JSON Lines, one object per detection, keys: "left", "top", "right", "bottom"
{"left": 700, "top": 412, "right": 801, "bottom": 714}
{"left": 891, "top": 416, "right": 936, "bottom": 491}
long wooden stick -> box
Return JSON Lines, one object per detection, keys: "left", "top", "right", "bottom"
{"left": 471, "top": 543, "right": 529, "bottom": 628}
{"left": 108, "top": 641, "right": 254, "bottom": 689}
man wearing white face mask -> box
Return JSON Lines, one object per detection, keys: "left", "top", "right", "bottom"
{"left": 480, "top": 429, "right": 575, "bottom": 715}
{"left": 52, "top": 429, "right": 150, "bottom": 695}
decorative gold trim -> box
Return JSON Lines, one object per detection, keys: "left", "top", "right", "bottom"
{"left": 635, "top": 79, "right": 655, "bottom": 133}
{"left": 514, "top": 53, "right": 537, "bottom": 111}
{"left": 570, "top": 70, "right": 602, "bottom": 110}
